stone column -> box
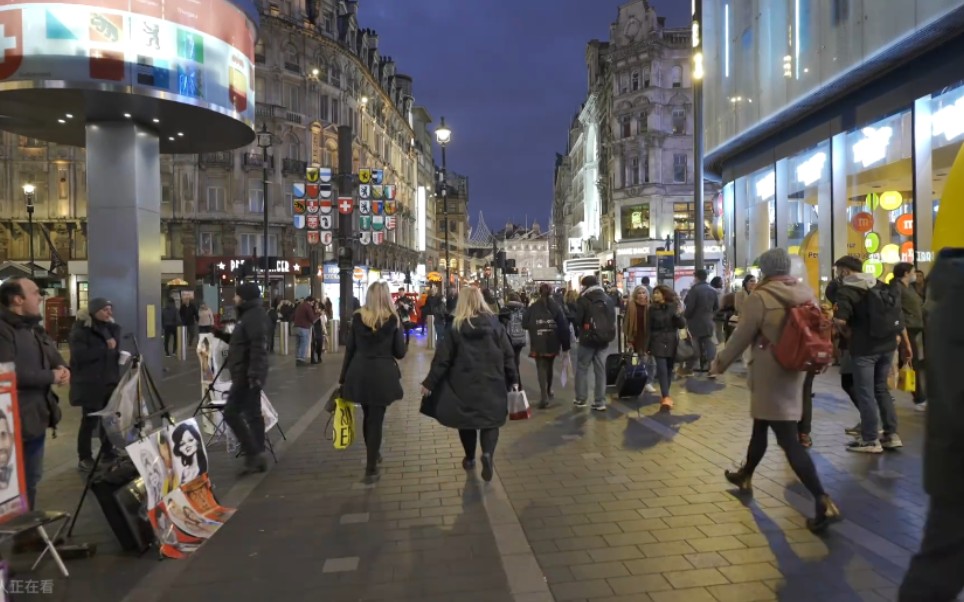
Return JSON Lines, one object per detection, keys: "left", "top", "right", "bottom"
{"left": 180, "top": 228, "right": 197, "bottom": 288}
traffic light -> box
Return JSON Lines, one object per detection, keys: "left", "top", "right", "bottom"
{"left": 495, "top": 250, "right": 507, "bottom": 269}
{"left": 673, "top": 230, "right": 683, "bottom": 263}
{"left": 505, "top": 258, "right": 518, "bottom": 275}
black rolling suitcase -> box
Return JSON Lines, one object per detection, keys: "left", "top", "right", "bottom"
{"left": 606, "top": 314, "right": 629, "bottom": 386}
{"left": 615, "top": 355, "right": 649, "bottom": 398}
{"left": 91, "top": 457, "right": 155, "bottom": 554}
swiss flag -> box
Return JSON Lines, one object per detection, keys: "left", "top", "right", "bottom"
{"left": 337, "top": 197, "right": 353, "bottom": 215}
{"left": 0, "top": 10, "right": 23, "bottom": 81}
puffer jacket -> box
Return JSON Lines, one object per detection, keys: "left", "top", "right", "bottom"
{"left": 68, "top": 309, "right": 122, "bottom": 409}
{"left": 646, "top": 303, "right": 686, "bottom": 358}
{"left": 523, "top": 298, "right": 570, "bottom": 357}
{"left": 221, "top": 300, "right": 269, "bottom": 387}
{"left": 340, "top": 314, "right": 406, "bottom": 406}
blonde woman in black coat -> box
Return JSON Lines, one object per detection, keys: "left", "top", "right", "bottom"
{"left": 339, "top": 281, "right": 407, "bottom": 480}
{"left": 421, "top": 287, "right": 517, "bottom": 482}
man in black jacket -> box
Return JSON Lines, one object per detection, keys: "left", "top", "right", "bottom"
{"left": 69, "top": 298, "right": 122, "bottom": 472}
{"left": 0, "top": 278, "right": 69, "bottom": 509}
{"left": 573, "top": 275, "right": 616, "bottom": 411}
{"left": 216, "top": 283, "right": 269, "bottom": 475}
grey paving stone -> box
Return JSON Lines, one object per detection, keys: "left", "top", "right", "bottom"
{"left": 322, "top": 557, "right": 360, "bottom": 573}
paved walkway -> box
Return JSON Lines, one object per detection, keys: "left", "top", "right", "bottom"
{"left": 100, "top": 338, "right": 944, "bottom": 602}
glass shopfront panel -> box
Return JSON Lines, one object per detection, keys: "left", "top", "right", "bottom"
{"left": 743, "top": 166, "right": 776, "bottom": 269}
{"left": 780, "top": 141, "right": 830, "bottom": 293}
{"left": 921, "top": 82, "right": 964, "bottom": 271}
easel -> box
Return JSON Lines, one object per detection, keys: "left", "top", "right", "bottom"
{"left": 66, "top": 335, "right": 173, "bottom": 544}
{"left": 192, "top": 354, "right": 286, "bottom": 463}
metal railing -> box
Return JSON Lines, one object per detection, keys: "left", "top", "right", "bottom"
{"left": 282, "top": 158, "right": 307, "bottom": 175}
{"left": 200, "top": 152, "right": 232, "bottom": 168}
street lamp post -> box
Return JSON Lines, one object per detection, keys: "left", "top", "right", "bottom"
{"left": 435, "top": 117, "right": 452, "bottom": 298}
{"left": 692, "top": 0, "right": 706, "bottom": 272}
{"left": 257, "top": 124, "right": 274, "bottom": 300}
{"left": 22, "top": 183, "right": 35, "bottom": 280}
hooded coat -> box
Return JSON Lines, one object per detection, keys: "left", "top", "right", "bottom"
{"left": 573, "top": 286, "right": 615, "bottom": 348}
{"left": 523, "top": 297, "right": 570, "bottom": 357}
{"left": 422, "top": 315, "right": 517, "bottom": 430}
{"left": 223, "top": 299, "right": 269, "bottom": 387}
{"left": 68, "top": 308, "right": 122, "bottom": 409}
{"left": 715, "top": 277, "right": 816, "bottom": 421}
{"left": 340, "top": 315, "right": 407, "bottom": 406}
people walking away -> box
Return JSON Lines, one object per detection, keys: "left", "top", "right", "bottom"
{"left": 214, "top": 283, "right": 269, "bottom": 476}
{"left": 426, "top": 287, "right": 446, "bottom": 343}
{"left": 266, "top": 301, "right": 279, "bottom": 353}
{"left": 501, "top": 293, "right": 527, "bottom": 387}
{"left": 796, "top": 301, "right": 835, "bottom": 449}
{"left": 647, "top": 285, "right": 686, "bottom": 410}
{"left": 162, "top": 299, "right": 179, "bottom": 357}
{"left": 573, "top": 275, "right": 616, "bottom": 411}
{"left": 523, "top": 285, "right": 570, "bottom": 408}
{"left": 421, "top": 287, "right": 517, "bottom": 482}
{"left": 198, "top": 303, "right": 214, "bottom": 334}
{"left": 292, "top": 296, "right": 319, "bottom": 365}
{"left": 179, "top": 298, "right": 199, "bottom": 347}
{"left": 624, "top": 286, "right": 657, "bottom": 394}
{"left": 482, "top": 288, "right": 501, "bottom": 315}
{"left": 892, "top": 262, "right": 927, "bottom": 411}
{"left": 395, "top": 289, "right": 415, "bottom": 344}
{"left": 684, "top": 269, "right": 720, "bottom": 376}
{"left": 339, "top": 282, "right": 407, "bottom": 481}
{"left": 69, "top": 298, "right": 121, "bottom": 472}
{"left": 0, "top": 278, "right": 69, "bottom": 509}
{"left": 710, "top": 249, "right": 840, "bottom": 533}
{"left": 311, "top": 299, "right": 327, "bottom": 364}
{"left": 641, "top": 276, "right": 653, "bottom": 296}
{"left": 833, "top": 255, "right": 909, "bottom": 453}
{"left": 898, "top": 248, "right": 964, "bottom": 602}
{"left": 446, "top": 287, "right": 458, "bottom": 325}
{"left": 710, "top": 276, "right": 726, "bottom": 344}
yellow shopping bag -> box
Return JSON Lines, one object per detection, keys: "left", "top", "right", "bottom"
{"left": 332, "top": 398, "right": 356, "bottom": 449}
{"left": 898, "top": 366, "right": 916, "bottom": 393}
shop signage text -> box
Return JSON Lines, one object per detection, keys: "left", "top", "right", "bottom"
{"left": 228, "top": 258, "right": 298, "bottom": 274}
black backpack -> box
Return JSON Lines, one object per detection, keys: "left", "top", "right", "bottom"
{"left": 583, "top": 295, "right": 616, "bottom": 346}
{"left": 863, "top": 283, "right": 903, "bottom": 339}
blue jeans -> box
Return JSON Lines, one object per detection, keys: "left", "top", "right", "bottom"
{"left": 23, "top": 435, "right": 44, "bottom": 510}
{"left": 655, "top": 356, "right": 675, "bottom": 398}
{"left": 852, "top": 352, "right": 899, "bottom": 442}
{"left": 435, "top": 317, "right": 446, "bottom": 343}
{"left": 295, "top": 327, "right": 311, "bottom": 361}
{"left": 575, "top": 344, "right": 606, "bottom": 406}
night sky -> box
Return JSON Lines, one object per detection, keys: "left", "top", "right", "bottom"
{"left": 364, "top": 0, "right": 690, "bottom": 234}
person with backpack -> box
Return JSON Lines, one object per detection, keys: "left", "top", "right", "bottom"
{"left": 524, "top": 284, "right": 571, "bottom": 408}
{"left": 573, "top": 275, "right": 616, "bottom": 411}
{"left": 833, "top": 255, "right": 911, "bottom": 453}
{"left": 710, "top": 248, "right": 841, "bottom": 533}
{"left": 500, "top": 292, "right": 528, "bottom": 387}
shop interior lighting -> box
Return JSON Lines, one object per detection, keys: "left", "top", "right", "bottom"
{"left": 852, "top": 126, "right": 893, "bottom": 168}
{"left": 123, "top": 113, "right": 131, "bottom": 118}
{"left": 932, "top": 96, "right": 964, "bottom": 142}
{"left": 796, "top": 152, "right": 827, "bottom": 186}
{"left": 152, "top": 118, "right": 160, "bottom": 123}
{"left": 65, "top": 113, "right": 73, "bottom": 119}
{"left": 755, "top": 171, "right": 775, "bottom": 200}
{"left": 57, "top": 119, "right": 65, "bottom": 124}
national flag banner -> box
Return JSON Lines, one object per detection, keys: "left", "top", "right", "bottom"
{"left": 307, "top": 231, "right": 321, "bottom": 245}
{"left": 321, "top": 231, "right": 333, "bottom": 245}
{"left": 359, "top": 215, "right": 372, "bottom": 231}
{"left": 293, "top": 215, "right": 306, "bottom": 229}
{"left": 385, "top": 201, "right": 397, "bottom": 215}
{"left": 319, "top": 167, "right": 333, "bottom": 183}
{"left": 306, "top": 183, "right": 319, "bottom": 199}
{"left": 0, "top": 9, "right": 24, "bottom": 81}
{"left": 293, "top": 200, "right": 307, "bottom": 215}
{"left": 306, "top": 199, "right": 319, "bottom": 214}
{"left": 372, "top": 216, "right": 385, "bottom": 231}
{"left": 371, "top": 169, "right": 384, "bottom": 185}
{"left": 320, "top": 198, "right": 333, "bottom": 214}
{"left": 372, "top": 200, "right": 383, "bottom": 215}
{"left": 372, "top": 231, "right": 385, "bottom": 245}
{"left": 319, "top": 183, "right": 333, "bottom": 198}
{"left": 293, "top": 183, "right": 306, "bottom": 198}
{"left": 386, "top": 215, "right": 397, "bottom": 231}
{"left": 306, "top": 215, "right": 320, "bottom": 230}
{"left": 372, "top": 185, "right": 384, "bottom": 200}
{"left": 359, "top": 232, "right": 371, "bottom": 246}
{"left": 384, "top": 185, "right": 396, "bottom": 200}
{"left": 359, "top": 184, "right": 370, "bottom": 199}
{"left": 359, "top": 168, "right": 371, "bottom": 184}
{"left": 359, "top": 200, "right": 371, "bottom": 215}
{"left": 306, "top": 167, "right": 320, "bottom": 183}
{"left": 320, "top": 215, "right": 333, "bottom": 230}
{"left": 337, "top": 197, "right": 354, "bottom": 215}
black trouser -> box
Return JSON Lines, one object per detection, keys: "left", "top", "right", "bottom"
{"left": 458, "top": 428, "right": 499, "bottom": 459}
{"left": 311, "top": 331, "right": 323, "bottom": 363}
{"left": 163, "top": 326, "right": 177, "bottom": 355}
{"left": 267, "top": 324, "right": 276, "bottom": 352}
{"left": 199, "top": 325, "right": 213, "bottom": 334}
{"left": 905, "top": 328, "right": 927, "bottom": 405}
{"left": 899, "top": 498, "right": 964, "bottom": 601}
{"left": 535, "top": 356, "right": 555, "bottom": 402}
{"left": 841, "top": 372, "right": 859, "bottom": 409}
{"left": 512, "top": 346, "right": 524, "bottom": 388}
{"left": 743, "top": 420, "right": 825, "bottom": 500}
{"left": 361, "top": 405, "right": 387, "bottom": 470}
{"left": 77, "top": 402, "right": 114, "bottom": 461}
{"left": 798, "top": 372, "right": 816, "bottom": 435}
{"left": 223, "top": 384, "right": 265, "bottom": 460}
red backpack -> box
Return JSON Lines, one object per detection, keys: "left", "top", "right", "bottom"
{"left": 763, "top": 298, "right": 834, "bottom": 373}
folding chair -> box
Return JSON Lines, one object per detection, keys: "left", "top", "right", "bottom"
{"left": 0, "top": 511, "right": 71, "bottom": 577}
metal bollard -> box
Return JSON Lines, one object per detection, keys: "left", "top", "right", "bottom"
{"left": 177, "top": 326, "right": 188, "bottom": 361}
{"left": 328, "top": 320, "right": 340, "bottom": 351}
{"left": 426, "top": 315, "right": 435, "bottom": 350}
{"left": 278, "top": 322, "right": 290, "bottom": 356}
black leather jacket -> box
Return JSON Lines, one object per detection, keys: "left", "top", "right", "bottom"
{"left": 218, "top": 300, "right": 269, "bottom": 388}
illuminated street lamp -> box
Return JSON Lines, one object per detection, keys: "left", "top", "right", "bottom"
{"left": 435, "top": 117, "right": 452, "bottom": 296}
{"left": 257, "top": 124, "right": 275, "bottom": 299}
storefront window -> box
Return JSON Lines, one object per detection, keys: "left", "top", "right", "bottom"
{"left": 744, "top": 166, "right": 775, "bottom": 268}
{"left": 673, "top": 201, "right": 714, "bottom": 242}
{"left": 924, "top": 82, "right": 964, "bottom": 271}
{"left": 620, "top": 203, "right": 650, "bottom": 240}
{"left": 781, "top": 141, "right": 829, "bottom": 292}
{"left": 842, "top": 110, "right": 913, "bottom": 280}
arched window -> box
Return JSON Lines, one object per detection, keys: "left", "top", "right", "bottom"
{"left": 286, "top": 133, "right": 302, "bottom": 161}
{"left": 255, "top": 39, "right": 265, "bottom": 63}
{"left": 631, "top": 71, "right": 640, "bottom": 91}
{"left": 671, "top": 65, "right": 682, "bottom": 88}
{"left": 284, "top": 43, "right": 299, "bottom": 72}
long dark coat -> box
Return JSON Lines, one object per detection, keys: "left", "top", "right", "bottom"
{"left": 422, "top": 315, "right": 517, "bottom": 430}
{"left": 645, "top": 303, "right": 686, "bottom": 359}
{"left": 68, "top": 309, "right": 122, "bottom": 409}
{"left": 340, "top": 315, "right": 407, "bottom": 406}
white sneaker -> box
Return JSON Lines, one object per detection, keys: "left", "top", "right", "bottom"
{"left": 914, "top": 402, "right": 927, "bottom": 412}
{"left": 881, "top": 434, "right": 904, "bottom": 449}
{"left": 644, "top": 384, "right": 657, "bottom": 394}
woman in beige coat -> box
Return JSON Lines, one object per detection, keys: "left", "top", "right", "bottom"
{"left": 711, "top": 248, "right": 841, "bottom": 533}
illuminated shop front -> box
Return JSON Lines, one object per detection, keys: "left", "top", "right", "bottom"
{"left": 703, "top": 1, "right": 964, "bottom": 293}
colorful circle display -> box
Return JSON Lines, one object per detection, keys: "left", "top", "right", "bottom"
{"left": 881, "top": 244, "right": 901, "bottom": 264}
{"left": 880, "top": 191, "right": 903, "bottom": 211}
{"left": 865, "top": 193, "right": 879, "bottom": 211}
{"left": 901, "top": 241, "right": 915, "bottom": 262}
{"left": 863, "top": 258, "right": 884, "bottom": 278}
{"left": 864, "top": 232, "right": 881, "bottom": 253}
{"left": 851, "top": 212, "right": 875, "bottom": 233}
{"left": 895, "top": 213, "right": 914, "bottom": 237}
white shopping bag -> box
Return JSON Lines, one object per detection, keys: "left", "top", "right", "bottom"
{"left": 508, "top": 388, "right": 531, "bottom": 421}
{"left": 559, "top": 352, "right": 572, "bottom": 388}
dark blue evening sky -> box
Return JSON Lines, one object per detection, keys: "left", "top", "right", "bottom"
{"left": 364, "top": 0, "right": 689, "bottom": 232}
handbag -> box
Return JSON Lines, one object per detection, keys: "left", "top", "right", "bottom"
{"left": 332, "top": 398, "right": 356, "bottom": 449}
{"left": 419, "top": 386, "right": 440, "bottom": 419}
{"left": 676, "top": 334, "right": 696, "bottom": 363}
{"left": 897, "top": 365, "right": 916, "bottom": 393}
{"left": 508, "top": 389, "right": 531, "bottom": 421}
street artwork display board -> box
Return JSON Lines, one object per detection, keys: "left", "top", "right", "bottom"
{"left": 0, "top": 367, "right": 27, "bottom": 524}
{"left": 126, "top": 418, "right": 235, "bottom": 559}
{"left": 292, "top": 166, "right": 396, "bottom": 247}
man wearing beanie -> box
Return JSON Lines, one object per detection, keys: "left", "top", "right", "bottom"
{"left": 216, "top": 283, "right": 269, "bottom": 474}
{"left": 69, "top": 297, "right": 122, "bottom": 471}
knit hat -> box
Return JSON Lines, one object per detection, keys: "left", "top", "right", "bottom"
{"left": 236, "top": 283, "right": 262, "bottom": 302}
{"left": 759, "top": 248, "right": 792, "bottom": 278}
{"left": 88, "top": 298, "right": 112, "bottom": 314}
